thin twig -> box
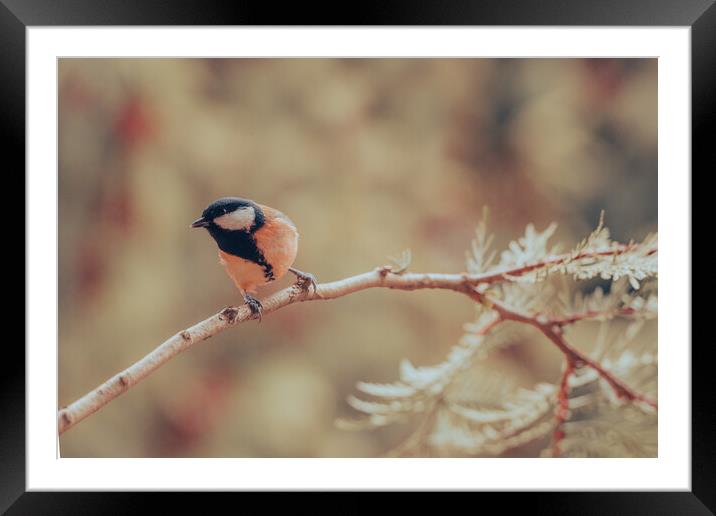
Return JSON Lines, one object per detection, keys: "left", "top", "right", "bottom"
{"left": 552, "top": 360, "right": 574, "bottom": 457}
{"left": 553, "top": 307, "right": 638, "bottom": 326}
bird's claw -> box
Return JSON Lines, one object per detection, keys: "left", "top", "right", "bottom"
{"left": 244, "top": 294, "right": 263, "bottom": 321}
{"left": 289, "top": 268, "right": 318, "bottom": 294}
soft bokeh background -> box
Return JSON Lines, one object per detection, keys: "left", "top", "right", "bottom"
{"left": 58, "top": 58, "right": 657, "bottom": 457}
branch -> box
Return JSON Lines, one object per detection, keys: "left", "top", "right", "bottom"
{"left": 58, "top": 245, "right": 653, "bottom": 435}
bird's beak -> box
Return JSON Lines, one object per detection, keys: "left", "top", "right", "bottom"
{"left": 190, "top": 217, "right": 210, "bottom": 228}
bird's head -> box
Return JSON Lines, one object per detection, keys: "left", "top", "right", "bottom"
{"left": 191, "top": 197, "right": 264, "bottom": 233}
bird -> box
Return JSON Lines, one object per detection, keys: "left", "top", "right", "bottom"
{"left": 191, "top": 197, "right": 316, "bottom": 320}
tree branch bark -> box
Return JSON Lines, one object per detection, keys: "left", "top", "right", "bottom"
{"left": 58, "top": 245, "right": 655, "bottom": 436}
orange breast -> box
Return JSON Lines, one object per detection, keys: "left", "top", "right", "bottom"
{"left": 218, "top": 206, "right": 299, "bottom": 294}
{"left": 218, "top": 250, "right": 268, "bottom": 294}
{"left": 254, "top": 206, "right": 299, "bottom": 281}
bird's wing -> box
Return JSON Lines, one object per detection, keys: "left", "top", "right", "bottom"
{"left": 259, "top": 204, "right": 297, "bottom": 229}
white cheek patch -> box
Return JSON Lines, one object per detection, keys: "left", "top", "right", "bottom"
{"left": 214, "top": 207, "right": 256, "bottom": 231}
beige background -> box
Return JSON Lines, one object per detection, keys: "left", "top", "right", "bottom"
{"left": 58, "top": 58, "right": 657, "bottom": 457}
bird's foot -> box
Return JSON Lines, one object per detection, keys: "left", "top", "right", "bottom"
{"left": 288, "top": 267, "right": 318, "bottom": 295}
{"left": 243, "top": 293, "right": 263, "bottom": 321}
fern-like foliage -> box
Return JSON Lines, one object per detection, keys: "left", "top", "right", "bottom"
{"left": 338, "top": 212, "right": 658, "bottom": 458}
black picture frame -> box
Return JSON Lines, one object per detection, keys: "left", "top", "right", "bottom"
{"left": 4, "top": 0, "right": 709, "bottom": 512}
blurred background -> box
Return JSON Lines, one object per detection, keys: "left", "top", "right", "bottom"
{"left": 58, "top": 58, "right": 657, "bottom": 457}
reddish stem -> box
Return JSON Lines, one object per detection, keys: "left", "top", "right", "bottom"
{"left": 552, "top": 360, "right": 574, "bottom": 458}
{"left": 539, "top": 324, "right": 657, "bottom": 410}
{"left": 465, "top": 289, "right": 657, "bottom": 411}
{"left": 553, "top": 307, "right": 637, "bottom": 326}
{"left": 472, "top": 245, "right": 656, "bottom": 286}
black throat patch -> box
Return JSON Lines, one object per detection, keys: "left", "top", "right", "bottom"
{"left": 207, "top": 226, "right": 275, "bottom": 281}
